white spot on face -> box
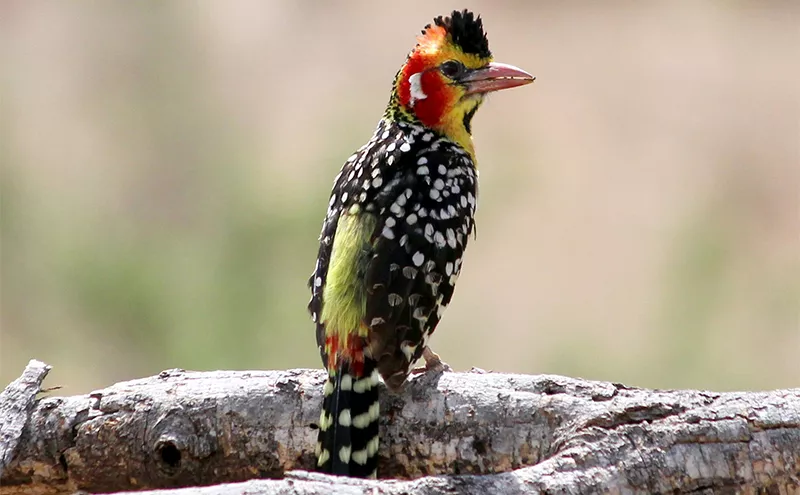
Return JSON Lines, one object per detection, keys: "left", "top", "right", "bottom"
{"left": 434, "top": 231, "right": 445, "bottom": 247}
{"left": 381, "top": 130, "right": 390, "bottom": 139}
{"left": 386, "top": 217, "right": 396, "bottom": 227}
{"left": 390, "top": 202, "right": 403, "bottom": 216}
{"left": 314, "top": 277, "right": 322, "bottom": 287}
{"left": 341, "top": 192, "right": 348, "bottom": 203}
{"left": 387, "top": 155, "right": 394, "bottom": 165}
{"left": 396, "top": 194, "right": 407, "bottom": 207}
{"left": 403, "top": 266, "right": 417, "bottom": 279}
{"left": 400, "top": 142, "right": 411, "bottom": 153}
{"left": 406, "top": 213, "right": 418, "bottom": 225}
{"left": 422, "top": 132, "right": 434, "bottom": 142}
{"left": 417, "top": 156, "right": 428, "bottom": 165}
{"left": 424, "top": 223, "right": 434, "bottom": 238}
{"left": 460, "top": 196, "right": 468, "bottom": 208}
{"left": 417, "top": 165, "right": 429, "bottom": 176}
{"left": 438, "top": 164, "right": 447, "bottom": 175}
{"left": 409, "top": 72, "right": 428, "bottom": 107}
{"left": 372, "top": 177, "right": 383, "bottom": 188}
{"left": 388, "top": 293, "right": 403, "bottom": 306}
{"left": 351, "top": 449, "right": 369, "bottom": 465}
{"left": 419, "top": 208, "right": 427, "bottom": 218}
{"left": 413, "top": 251, "right": 425, "bottom": 266}
{"left": 359, "top": 192, "right": 367, "bottom": 202}
{"left": 386, "top": 142, "right": 396, "bottom": 153}
{"left": 430, "top": 189, "right": 441, "bottom": 200}
{"left": 382, "top": 226, "right": 395, "bottom": 239}
{"left": 445, "top": 262, "right": 454, "bottom": 276}
{"left": 434, "top": 178, "right": 445, "bottom": 190}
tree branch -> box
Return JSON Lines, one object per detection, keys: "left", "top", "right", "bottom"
{"left": 0, "top": 360, "right": 51, "bottom": 475}
{"left": 1, "top": 362, "right": 798, "bottom": 494}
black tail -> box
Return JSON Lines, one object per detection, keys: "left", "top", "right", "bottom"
{"left": 316, "top": 358, "right": 380, "bottom": 478}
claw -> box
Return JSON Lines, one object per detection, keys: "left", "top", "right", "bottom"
{"left": 411, "top": 347, "right": 452, "bottom": 375}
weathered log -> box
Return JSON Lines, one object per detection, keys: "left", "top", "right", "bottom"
{"left": 1, "top": 361, "right": 798, "bottom": 494}
{"left": 0, "top": 360, "right": 52, "bottom": 475}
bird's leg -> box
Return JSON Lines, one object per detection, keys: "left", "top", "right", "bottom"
{"left": 411, "top": 347, "right": 452, "bottom": 375}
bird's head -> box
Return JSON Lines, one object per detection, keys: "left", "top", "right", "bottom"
{"left": 390, "top": 10, "right": 534, "bottom": 152}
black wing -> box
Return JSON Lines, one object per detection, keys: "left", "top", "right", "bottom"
{"left": 362, "top": 144, "right": 477, "bottom": 390}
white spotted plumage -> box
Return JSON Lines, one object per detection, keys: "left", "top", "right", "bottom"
{"left": 309, "top": 116, "right": 478, "bottom": 479}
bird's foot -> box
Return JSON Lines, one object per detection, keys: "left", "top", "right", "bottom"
{"left": 411, "top": 347, "right": 452, "bottom": 375}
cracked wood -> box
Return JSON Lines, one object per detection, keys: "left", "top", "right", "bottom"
{"left": 1, "top": 364, "right": 798, "bottom": 494}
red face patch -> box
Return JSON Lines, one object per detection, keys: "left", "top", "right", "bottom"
{"left": 397, "top": 52, "right": 457, "bottom": 128}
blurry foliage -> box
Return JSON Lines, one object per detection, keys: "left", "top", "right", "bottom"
{"left": 1, "top": 1, "right": 798, "bottom": 393}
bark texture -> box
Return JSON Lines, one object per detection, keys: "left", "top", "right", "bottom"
{"left": 1, "top": 362, "right": 798, "bottom": 494}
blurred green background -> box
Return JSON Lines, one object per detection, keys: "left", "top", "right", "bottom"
{"left": 2, "top": 1, "right": 798, "bottom": 394}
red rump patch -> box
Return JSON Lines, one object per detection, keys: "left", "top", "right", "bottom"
{"left": 325, "top": 334, "right": 368, "bottom": 378}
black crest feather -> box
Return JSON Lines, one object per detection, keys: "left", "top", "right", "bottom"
{"left": 431, "top": 9, "right": 491, "bottom": 59}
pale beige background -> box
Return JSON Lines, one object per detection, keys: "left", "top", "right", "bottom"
{"left": 2, "top": 1, "right": 798, "bottom": 393}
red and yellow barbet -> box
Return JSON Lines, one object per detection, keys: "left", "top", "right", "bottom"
{"left": 308, "top": 9, "right": 534, "bottom": 478}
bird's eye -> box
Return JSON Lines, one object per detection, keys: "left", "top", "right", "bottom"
{"left": 439, "top": 60, "right": 465, "bottom": 79}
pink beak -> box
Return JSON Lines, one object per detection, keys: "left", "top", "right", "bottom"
{"left": 462, "top": 62, "right": 535, "bottom": 95}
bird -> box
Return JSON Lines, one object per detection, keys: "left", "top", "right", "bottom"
{"left": 307, "top": 9, "right": 534, "bottom": 478}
